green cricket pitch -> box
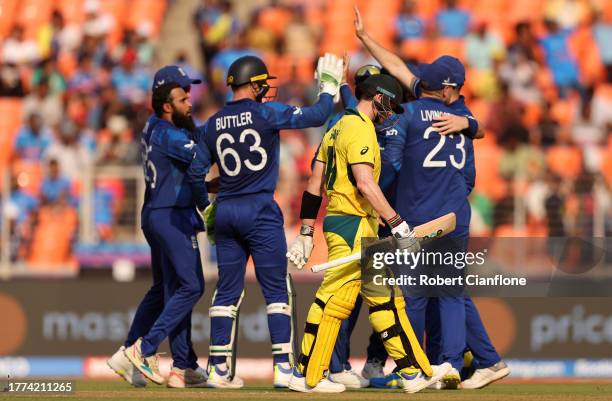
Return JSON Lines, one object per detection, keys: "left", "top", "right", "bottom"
{"left": 1, "top": 380, "right": 611, "bottom": 401}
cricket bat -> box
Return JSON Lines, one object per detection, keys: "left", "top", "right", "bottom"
{"left": 310, "top": 212, "right": 456, "bottom": 273}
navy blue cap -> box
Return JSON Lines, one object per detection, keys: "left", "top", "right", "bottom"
{"left": 433, "top": 55, "right": 465, "bottom": 86}
{"left": 152, "top": 65, "right": 202, "bottom": 91}
{"left": 418, "top": 63, "right": 455, "bottom": 90}
{"left": 406, "top": 63, "right": 424, "bottom": 78}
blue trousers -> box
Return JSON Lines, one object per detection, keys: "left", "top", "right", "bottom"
{"left": 366, "top": 235, "right": 500, "bottom": 372}
{"left": 426, "top": 297, "right": 501, "bottom": 369}
{"left": 139, "top": 207, "right": 204, "bottom": 369}
{"left": 210, "top": 193, "right": 290, "bottom": 364}
{"left": 124, "top": 231, "right": 164, "bottom": 348}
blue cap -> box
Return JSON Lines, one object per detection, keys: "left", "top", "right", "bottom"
{"left": 406, "top": 63, "right": 423, "bottom": 78}
{"left": 152, "top": 65, "right": 202, "bottom": 91}
{"left": 433, "top": 55, "right": 465, "bottom": 86}
{"left": 418, "top": 63, "right": 455, "bottom": 90}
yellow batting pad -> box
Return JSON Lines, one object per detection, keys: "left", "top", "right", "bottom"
{"left": 366, "top": 296, "right": 432, "bottom": 377}
{"left": 305, "top": 280, "right": 361, "bottom": 387}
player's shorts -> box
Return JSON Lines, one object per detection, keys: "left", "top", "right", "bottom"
{"left": 315, "top": 214, "right": 378, "bottom": 301}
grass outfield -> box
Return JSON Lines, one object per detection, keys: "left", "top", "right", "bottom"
{"left": 1, "top": 381, "right": 611, "bottom": 401}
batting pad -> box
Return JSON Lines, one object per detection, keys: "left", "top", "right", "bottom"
{"left": 367, "top": 295, "right": 433, "bottom": 377}
{"left": 305, "top": 280, "right": 361, "bottom": 387}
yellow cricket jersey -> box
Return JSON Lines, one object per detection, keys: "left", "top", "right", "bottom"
{"left": 316, "top": 108, "right": 381, "bottom": 218}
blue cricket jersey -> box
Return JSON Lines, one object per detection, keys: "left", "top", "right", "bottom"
{"left": 202, "top": 94, "right": 333, "bottom": 200}
{"left": 141, "top": 115, "right": 210, "bottom": 209}
{"left": 394, "top": 97, "right": 471, "bottom": 235}
{"left": 446, "top": 96, "right": 476, "bottom": 194}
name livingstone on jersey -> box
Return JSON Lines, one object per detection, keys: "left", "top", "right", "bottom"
{"left": 420, "top": 110, "right": 451, "bottom": 121}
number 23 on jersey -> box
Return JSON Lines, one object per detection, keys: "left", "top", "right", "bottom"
{"left": 422, "top": 127, "right": 466, "bottom": 169}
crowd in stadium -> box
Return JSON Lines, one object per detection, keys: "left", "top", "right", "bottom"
{"left": 0, "top": 0, "right": 611, "bottom": 270}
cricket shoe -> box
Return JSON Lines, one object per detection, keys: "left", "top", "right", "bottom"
{"left": 427, "top": 379, "right": 446, "bottom": 390}
{"left": 460, "top": 361, "right": 510, "bottom": 389}
{"left": 441, "top": 367, "right": 461, "bottom": 389}
{"left": 107, "top": 346, "right": 147, "bottom": 387}
{"left": 400, "top": 362, "right": 452, "bottom": 394}
{"left": 288, "top": 368, "right": 346, "bottom": 393}
{"left": 273, "top": 362, "right": 293, "bottom": 388}
{"left": 369, "top": 372, "right": 402, "bottom": 389}
{"left": 167, "top": 366, "right": 208, "bottom": 388}
{"left": 207, "top": 364, "right": 244, "bottom": 389}
{"left": 123, "top": 338, "right": 165, "bottom": 384}
{"left": 361, "top": 358, "right": 385, "bottom": 379}
{"left": 329, "top": 369, "right": 369, "bottom": 388}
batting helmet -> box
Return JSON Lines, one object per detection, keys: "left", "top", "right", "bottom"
{"left": 226, "top": 55, "right": 276, "bottom": 87}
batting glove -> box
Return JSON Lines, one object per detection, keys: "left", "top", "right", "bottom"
{"left": 391, "top": 221, "right": 420, "bottom": 254}
{"left": 286, "top": 225, "right": 315, "bottom": 270}
{"left": 316, "top": 53, "right": 344, "bottom": 98}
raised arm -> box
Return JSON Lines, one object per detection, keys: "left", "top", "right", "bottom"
{"left": 354, "top": 6, "right": 417, "bottom": 91}
{"left": 260, "top": 95, "right": 334, "bottom": 130}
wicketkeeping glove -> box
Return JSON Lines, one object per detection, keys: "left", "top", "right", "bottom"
{"left": 391, "top": 221, "right": 420, "bottom": 254}
{"left": 316, "top": 53, "right": 344, "bottom": 98}
{"left": 286, "top": 225, "right": 315, "bottom": 270}
{"left": 203, "top": 201, "right": 217, "bottom": 245}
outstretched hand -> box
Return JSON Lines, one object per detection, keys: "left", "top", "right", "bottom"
{"left": 354, "top": 6, "right": 365, "bottom": 38}
{"left": 341, "top": 52, "right": 350, "bottom": 84}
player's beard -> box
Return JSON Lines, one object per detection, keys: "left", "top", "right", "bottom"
{"left": 171, "top": 110, "right": 196, "bottom": 133}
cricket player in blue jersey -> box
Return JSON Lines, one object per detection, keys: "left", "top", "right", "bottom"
{"left": 324, "top": 61, "right": 479, "bottom": 387}
{"left": 355, "top": 7, "right": 509, "bottom": 389}
{"left": 108, "top": 66, "right": 211, "bottom": 388}
{"left": 119, "top": 72, "right": 212, "bottom": 387}
{"left": 199, "top": 53, "right": 343, "bottom": 388}
{"left": 422, "top": 56, "right": 510, "bottom": 390}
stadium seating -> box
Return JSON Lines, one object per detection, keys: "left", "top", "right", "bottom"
{"left": 0, "top": 0, "right": 609, "bottom": 272}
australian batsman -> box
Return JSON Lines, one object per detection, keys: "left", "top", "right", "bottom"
{"left": 286, "top": 73, "right": 451, "bottom": 393}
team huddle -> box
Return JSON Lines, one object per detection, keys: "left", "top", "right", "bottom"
{"left": 106, "top": 7, "right": 510, "bottom": 393}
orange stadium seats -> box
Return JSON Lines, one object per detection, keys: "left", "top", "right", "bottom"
{"left": 55, "top": 0, "right": 84, "bottom": 24}
{"left": 569, "top": 25, "right": 605, "bottom": 86}
{"left": 429, "top": 37, "right": 465, "bottom": 61}
{"left": 0, "top": 0, "right": 607, "bottom": 272}
{"left": 0, "top": 99, "right": 23, "bottom": 180}
{"left": 506, "top": 0, "right": 544, "bottom": 23}
{"left": 362, "top": 0, "right": 401, "bottom": 49}
{"left": 321, "top": 0, "right": 357, "bottom": 54}
{"left": 601, "top": 137, "right": 612, "bottom": 188}
{"left": 125, "top": 0, "right": 167, "bottom": 36}
{"left": 27, "top": 204, "right": 78, "bottom": 269}
{"left": 415, "top": 0, "right": 441, "bottom": 19}
{"left": 474, "top": 135, "right": 508, "bottom": 201}
{"left": 399, "top": 38, "right": 428, "bottom": 61}
{"left": 0, "top": 0, "right": 19, "bottom": 39}
{"left": 546, "top": 145, "right": 583, "bottom": 181}
{"left": 11, "top": 159, "right": 42, "bottom": 196}
{"left": 97, "top": 0, "right": 127, "bottom": 48}
{"left": 259, "top": 4, "right": 294, "bottom": 39}
{"left": 522, "top": 103, "right": 543, "bottom": 129}
{"left": 15, "top": 0, "right": 54, "bottom": 40}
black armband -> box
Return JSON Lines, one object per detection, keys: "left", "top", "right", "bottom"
{"left": 299, "top": 191, "right": 323, "bottom": 220}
